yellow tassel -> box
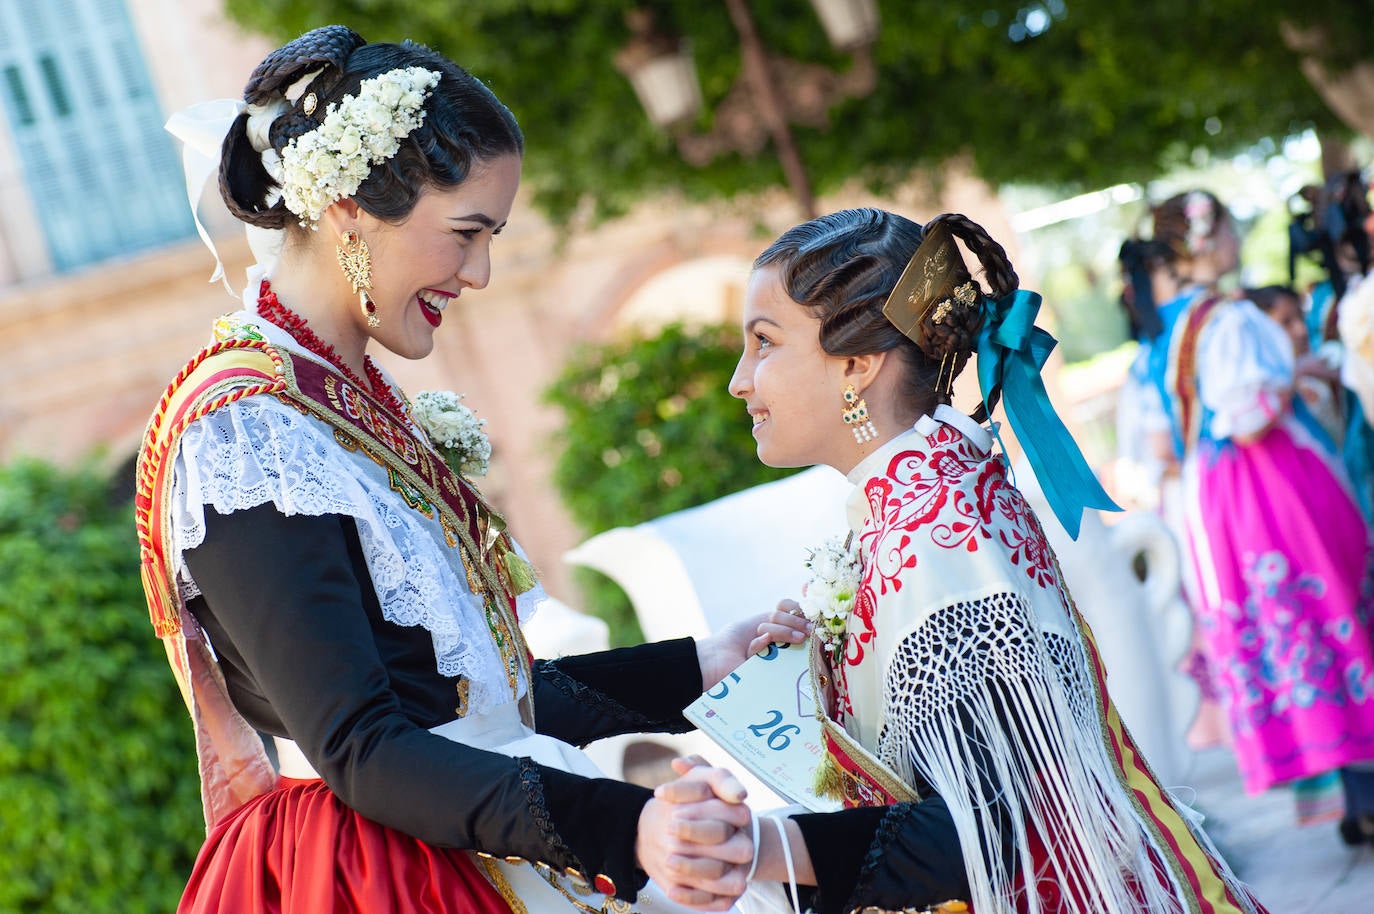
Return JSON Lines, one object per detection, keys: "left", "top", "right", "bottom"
{"left": 501, "top": 547, "right": 540, "bottom": 595}
{"left": 812, "top": 749, "right": 848, "bottom": 802}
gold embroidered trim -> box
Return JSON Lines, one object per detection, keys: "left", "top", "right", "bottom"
{"left": 808, "top": 642, "right": 918, "bottom": 807}
{"left": 137, "top": 341, "right": 289, "bottom": 638}
{"left": 476, "top": 856, "right": 528, "bottom": 914}
{"left": 454, "top": 676, "right": 471, "bottom": 718}
{"left": 275, "top": 351, "right": 536, "bottom": 724}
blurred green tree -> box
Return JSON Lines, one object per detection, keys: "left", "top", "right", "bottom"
{"left": 0, "top": 459, "right": 200, "bottom": 913}
{"left": 544, "top": 322, "right": 794, "bottom": 642}
{"left": 223, "top": 0, "right": 1369, "bottom": 225}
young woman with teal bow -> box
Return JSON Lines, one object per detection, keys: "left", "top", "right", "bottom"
{"left": 656, "top": 208, "right": 1269, "bottom": 914}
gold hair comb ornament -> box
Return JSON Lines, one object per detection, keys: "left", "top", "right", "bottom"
{"left": 932, "top": 282, "right": 979, "bottom": 324}
{"left": 881, "top": 223, "right": 980, "bottom": 344}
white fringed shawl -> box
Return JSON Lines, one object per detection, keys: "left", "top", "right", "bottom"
{"left": 836, "top": 407, "right": 1260, "bottom": 914}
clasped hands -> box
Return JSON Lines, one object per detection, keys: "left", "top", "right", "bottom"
{"left": 637, "top": 603, "right": 813, "bottom": 909}
{"left": 636, "top": 756, "right": 754, "bottom": 910}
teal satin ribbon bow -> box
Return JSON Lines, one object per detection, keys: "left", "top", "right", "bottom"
{"left": 976, "top": 289, "right": 1120, "bottom": 539}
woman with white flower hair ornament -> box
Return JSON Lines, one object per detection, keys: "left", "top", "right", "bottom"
{"left": 651, "top": 208, "right": 1273, "bottom": 914}
{"left": 139, "top": 24, "right": 805, "bottom": 914}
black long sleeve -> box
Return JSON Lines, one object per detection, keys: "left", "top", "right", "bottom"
{"left": 532, "top": 639, "right": 702, "bottom": 746}
{"left": 793, "top": 799, "right": 971, "bottom": 914}
{"left": 184, "top": 503, "right": 652, "bottom": 898}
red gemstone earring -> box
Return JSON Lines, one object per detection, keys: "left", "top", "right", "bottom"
{"left": 336, "top": 229, "right": 378, "bottom": 328}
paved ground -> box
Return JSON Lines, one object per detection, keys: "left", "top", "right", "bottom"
{"left": 1187, "top": 747, "right": 1374, "bottom": 913}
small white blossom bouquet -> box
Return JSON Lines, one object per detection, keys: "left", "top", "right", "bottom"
{"left": 800, "top": 534, "right": 862, "bottom": 659}
{"left": 412, "top": 390, "right": 491, "bottom": 478}
{"left": 274, "top": 66, "right": 441, "bottom": 228}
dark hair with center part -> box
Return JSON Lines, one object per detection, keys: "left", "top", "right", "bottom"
{"left": 219, "top": 25, "right": 523, "bottom": 231}
{"left": 754, "top": 207, "right": 1018, "bottom": 419}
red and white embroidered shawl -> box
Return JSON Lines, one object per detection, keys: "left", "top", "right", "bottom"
{"left": 832, "top": 405, "right": 1266, "bottom": 914}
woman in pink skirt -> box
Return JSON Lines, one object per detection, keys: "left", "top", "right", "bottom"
{"left": 1157, "top": 192, "right": 1374, "bottom": 841}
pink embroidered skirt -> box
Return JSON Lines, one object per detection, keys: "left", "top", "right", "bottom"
{"left": 1185, "top": 422, "right": 1374, "bottom": 792}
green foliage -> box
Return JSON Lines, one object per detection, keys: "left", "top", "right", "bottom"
{"left": 545, "top": 321, "right": 792, "bottom": 530}
{"left": 222, "top": 0, "right": 1362, "bottom": 225}
{"left": 544, "top": 323, "right": 794, "bottom": 642}
{"left": 0, "top": 459, "right": 201, "bottom": 913}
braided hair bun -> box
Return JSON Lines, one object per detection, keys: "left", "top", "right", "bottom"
{"left": 910, "top": 214, "right": 1019, "bottom": 397}
{"left": 220, "top": 26, "right": 365, "bottom": 229}
{"left": 217, "top": 25, "right": 523, "bottom": 232}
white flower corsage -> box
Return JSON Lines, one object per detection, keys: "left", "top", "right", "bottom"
{"left": 800, "top": 534, "right": 862, "bottom": 660}
{"left": 276, "top": 65, "right": 441, "bottom": 228}
{"left": 412, "top": 390, "right": 491, "bottom": 478}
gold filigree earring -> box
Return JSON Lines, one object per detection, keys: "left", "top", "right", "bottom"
{"left": 337, "top": 229, "right": 378, "bottom": 327}
{"left": 842, "top": 384, "right": 878, "bottom": 443}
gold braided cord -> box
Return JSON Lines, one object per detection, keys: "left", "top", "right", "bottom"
{"left": 136, "top": 341, "right": 288, "bottom": 637}
{"left": 475, "top": 856, "right": 529, "bottom": 914}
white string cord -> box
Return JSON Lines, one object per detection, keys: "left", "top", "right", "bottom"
{"left": 744, "top": 813, "right": 762, "bottom": 883}
{"left": 771, "top": 816, "right": 801, "bottom": 914}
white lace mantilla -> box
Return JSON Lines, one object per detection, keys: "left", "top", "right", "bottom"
{"left": 170, "top": 391, "right": 535, "bottom": 715}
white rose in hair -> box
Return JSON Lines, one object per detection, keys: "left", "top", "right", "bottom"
{"left": 276, "top": 66, "right": 441, "bottom": 227}
{"left": 378, "top": 80, "right": 404, "bottom": 107}
{"left": 337, "top": 129, "right": 362, "bottom": 156}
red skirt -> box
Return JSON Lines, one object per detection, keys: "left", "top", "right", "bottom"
{"left": 179, "top": 777, "right": 513, "bottom": 914}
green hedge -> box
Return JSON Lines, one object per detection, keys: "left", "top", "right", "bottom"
{"left": 544, "top": 322, "right": 794, "bottom": 643}
{"left": 0, "top": 458, "right": 200, "bottom": 913}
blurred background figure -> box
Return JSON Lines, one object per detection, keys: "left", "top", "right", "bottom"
{"left": 1290, "top": 172, "right": 1374, "bottom": 525}
{"left": 1117, "top": 191, "right": 1239, "bottom": 752}
{"left": 1145, "top": 189, "right": 1374, "bottom": 839}
{"left": 1245, "top": 284, "right": 1344, "bottom": 443}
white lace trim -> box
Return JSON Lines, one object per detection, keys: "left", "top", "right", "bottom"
{"left": 170, "top": 393, "right": 531, "bottom": 715}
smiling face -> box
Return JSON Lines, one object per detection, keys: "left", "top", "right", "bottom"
{"left": 728, "top": 266, "right": 853, "bottom": 470}
{"left": 353, "top": 153, "right": 522, "bottom": 360}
